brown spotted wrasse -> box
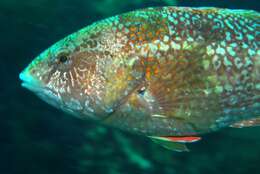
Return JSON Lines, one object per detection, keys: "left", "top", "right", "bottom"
{"left": 19, "top": 7, "right": 260, "bottom": 151}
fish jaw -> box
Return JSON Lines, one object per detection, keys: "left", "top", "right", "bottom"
{"left": 19, "top": 67, "right": 62, "bottom": 110}
{"left": 19, "top": 67, "right": 43, "bottom": 93}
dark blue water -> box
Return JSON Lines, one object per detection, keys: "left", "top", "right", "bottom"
{"left": 1, "top": 1, "right": 259, "bottom": 174}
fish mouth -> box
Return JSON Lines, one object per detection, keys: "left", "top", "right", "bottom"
{"left": 19, "top": 69, "right": 63, "bottom": 109}
{"left": 19, "top": 69, "right": 44, "bottom": 93}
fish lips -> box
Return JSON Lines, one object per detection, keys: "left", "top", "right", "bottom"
{"left": 19, "top": 70, "right": 62, "bottom": 109}
{"left": 19, "top": 69, "right": 43, "bottom": 93}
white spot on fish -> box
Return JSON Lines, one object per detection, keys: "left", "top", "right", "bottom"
{"left": 148, "top": 43, "right": 158, "bottom": 54}
{"left": 171, "top": 41, "right": 181, "bottom": 50}
{"left": 69, "top": 71, "right": 75, "bottom": 87}
{"left": 163, "top": 35, "right": 169, "bottom": 42}
{"left": 247, "top": 34, "right": 254, "bottom": 41}
{"left": 65, "top": 98, "right": 83, "bottom": 110}
{"left": 187, "top": 37, "right": 194, "bottom": 42}
{"left": 227, "top": 46, "right": 236, "bottom": 56}
{"left": 84, "top": 100, "right": 94, "bottom": 113}
{"left": 216, "top": 46, "right": 226, "bottom": 55}
{"left": 152, "top": 114, "right": 166, "bottom": 118}
{"left": 224, "top": 56, "right": 232, "bottom": 67}
{"left": 206, "top": 45, "right": 215, "bottom": 56}
{"left": 234, "top": 57, "right": 243, "bottom": 69}
{"left": 160, "top": 42, "right": 170, "bottom": 52}
{"left": 225, "top": 31, "right": 231, "bottom": 41}
{"left": 215, "top": 86, "right": 223, "bottom": 93}
{"left": 248, "top": 49, "right": 256, "bottom": 56}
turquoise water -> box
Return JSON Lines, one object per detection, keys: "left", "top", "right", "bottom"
{"left": 1, "top": 0, "right": 259, "bottom": 174}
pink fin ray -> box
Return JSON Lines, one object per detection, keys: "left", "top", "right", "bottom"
{"left": 149, "top": 136, "right": 201, "bottom": 152}
{"left": 162, "top": 136, "right": 202, "bottom": 143}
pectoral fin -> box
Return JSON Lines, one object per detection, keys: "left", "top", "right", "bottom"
{"left": 230, "top": 117, "right": 260, "bottom": 128}
{"left": 148, "top": 136, "right": 201, "bottom": 152}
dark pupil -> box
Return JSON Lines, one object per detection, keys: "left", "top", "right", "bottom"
{"left": 59, "top": 55, "right": 68, "bottom": 63}
{"left": 137, "top": 87, "right": 146, "bottom": 96}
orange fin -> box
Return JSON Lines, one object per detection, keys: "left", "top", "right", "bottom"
{"left": 148, "top": 136, "right": 201, "bottom": 152}
{"left": 230, "top": 117, "right": 260, "bottom": 128}
{"left": 162, "top": 136, "right": 202, "bottom": 143}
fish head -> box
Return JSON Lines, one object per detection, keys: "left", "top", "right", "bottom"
{"left": 19, "top": 28, "right": 145, "bottom": 120}
{"left": 19, "top": 35, "right": 81, "bottom": 116}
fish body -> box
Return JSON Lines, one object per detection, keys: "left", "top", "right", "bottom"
{"left": 20, "top": 7, "right": 260, "bottom": 149}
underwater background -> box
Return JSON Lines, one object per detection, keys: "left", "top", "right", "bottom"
{"left": 1, "top": 0, "right": 259, "bottom": 174}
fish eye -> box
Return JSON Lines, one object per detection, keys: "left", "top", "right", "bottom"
{"left": 137, "top": 87, "right": 146, "bottom": 96}
{"left": 57, "top": 54, "right": 69, "bottom": 64}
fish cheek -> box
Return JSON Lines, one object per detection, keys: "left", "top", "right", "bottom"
{"left": 59, "top": 52, "right": 107, "bottom": 118}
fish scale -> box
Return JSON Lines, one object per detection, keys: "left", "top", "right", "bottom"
{"left": 99, "top": 7, "right": 260, "bottom": 133}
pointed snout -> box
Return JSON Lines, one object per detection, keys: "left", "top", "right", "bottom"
{"left": 19, "top": 66, "right": 42, "bottom": 92}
